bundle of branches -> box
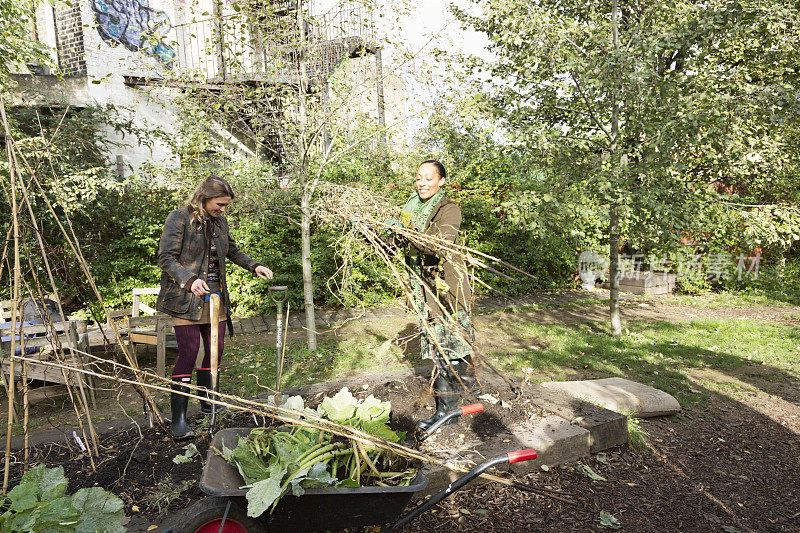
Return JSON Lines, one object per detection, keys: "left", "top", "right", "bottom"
{"left": 312, "top": 181, "right": 537, "bottom": 393}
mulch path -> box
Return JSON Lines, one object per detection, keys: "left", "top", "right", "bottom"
{"left": 407, "top": 397, "right": 800, "bottom": 533}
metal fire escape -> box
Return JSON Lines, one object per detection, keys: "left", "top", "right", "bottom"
{"left": 143, "top": 0, "right": 383, "bottom": 164}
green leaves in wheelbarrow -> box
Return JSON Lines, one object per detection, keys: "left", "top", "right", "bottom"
{"left": 355, "top": 395, "right": 391, "bottom": 424}
{"left": 317, "top": 388, "right": 358, "bottom": 422}
{"left": 231, "top": 438, "right": 273, "bottom": 485}
{"left": 246, "top": 462, "right": 287, "bottom": 518}
{"left": 317, "top": 388, "right": 391, "bottom": 426}
{"left": 222, "top": 387, "right": 417, "bottom": 518}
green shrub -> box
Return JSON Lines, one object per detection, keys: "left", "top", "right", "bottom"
{"left": 0, "top": 464, "right": 125, "bottom": 533}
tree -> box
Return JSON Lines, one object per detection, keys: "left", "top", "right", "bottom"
{"left": 155, "top": 0, "right": 412, "bottom": 348}
{"left": 0, "top": 0, "right": 51, "bottom": 92}
{"left": 456, "top": 0, "right": 800, "bottom": 333}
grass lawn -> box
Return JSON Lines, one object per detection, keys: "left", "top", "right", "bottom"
{"left": 667, "top": 291, "right": 798, "bottom": 308}
{"left": 221, "top": 307, "right": 800, "bottom": 409}
{"left": 221, "top": 332, "right": 423, "bottom": 399}
{"left": 489, "top": 318, "right": 800, "bottom": 407}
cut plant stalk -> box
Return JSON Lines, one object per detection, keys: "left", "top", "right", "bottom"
{"left": 269, "top": 285, "right": 289, "bottom": 393}
{"left": 277, "top": 300, "right": 290, "bottom": 394}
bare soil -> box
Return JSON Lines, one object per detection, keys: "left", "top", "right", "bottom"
{"left": 3, "top": 292, "right": 800, "bottom": 532}
{"left": 6, "top": 370, "right": 538, "bottom": 531}
{"left": 407, "top": 395, "right": 800, "bottom": 532}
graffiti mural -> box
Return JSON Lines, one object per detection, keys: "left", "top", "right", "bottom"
{"left": 92, "top": 0, "right": 175, "bottom": 66}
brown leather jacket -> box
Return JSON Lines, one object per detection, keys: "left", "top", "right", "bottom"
{"left": 156, "top": 208, "right": 260, "bottom": 321}
{"left": 411, "top": 195, "right": 472, "bottom": 318}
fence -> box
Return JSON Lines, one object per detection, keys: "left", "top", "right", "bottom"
{"left": 170, "top": 2, "right": 376, "bottom": 84}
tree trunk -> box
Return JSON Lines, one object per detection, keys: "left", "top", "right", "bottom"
{"left": 296, "top": 0, "right": 316, "bottom": 350}
{"left": 609, "top": 204, "right": 622, "bottom": 335}
{"left": 608, "top": 0, "right": 622, "bottom": 336}
{"left": 300, "top": 182, "right": 316, "bottom": 350}
{"left": 776, "top": 245, "right": 786, "bottom": 278}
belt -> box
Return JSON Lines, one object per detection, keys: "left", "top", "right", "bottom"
{"left": 204, "top": 291, "right": 222, "bottom": 302}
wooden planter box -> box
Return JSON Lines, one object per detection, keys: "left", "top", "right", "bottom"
{"left": 602, "top": 272, "right": 676, "bottom": 295}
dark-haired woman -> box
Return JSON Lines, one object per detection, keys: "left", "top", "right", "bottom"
{"left": 397, "top": 160, "right": 480, "bottom": 431}
{"left": 156, "top": 177, "right": 272, "bottom": 440}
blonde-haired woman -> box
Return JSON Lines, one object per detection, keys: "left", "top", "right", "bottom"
{"left": 156, "top": 176, "right": 272, "bottom": 439}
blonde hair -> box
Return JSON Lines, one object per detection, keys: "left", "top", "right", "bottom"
{"left": 187, "top": 176, "right": 235, "bottom": 224}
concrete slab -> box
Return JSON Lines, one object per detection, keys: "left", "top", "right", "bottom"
{"left": 520, "top": 383, "right": 628, "bottom": 453}
{"left": 418, "top": 416, "right": 590, "bottom": 497}
{"left": 601, "top": 273, "right": 677, "bottom": 295}
{"left": 506, "top": 416, "right": 590, "bottom": 474}
{"left": 541, "top": 377, "right": 681, "bottom": 418}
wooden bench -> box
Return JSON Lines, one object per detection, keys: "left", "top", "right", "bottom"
{"left": 0, "top": 318, "right": 95, "bottom": 413}
{"left": 106, "top": 287, "right": 160, "bottom": 326}
{"left": 127, "top": 314, "right": 176, "bottom": 378}
{"left": 113, "top": 288, "right": 177, "bottom": 377}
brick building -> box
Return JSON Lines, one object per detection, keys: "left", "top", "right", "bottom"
{"left": 10, "top": 0, "right": 405, "bottom": 174}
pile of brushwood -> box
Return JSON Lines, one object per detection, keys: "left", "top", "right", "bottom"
{"left": 216, "top": 388, "right": 418, "bottom": 517}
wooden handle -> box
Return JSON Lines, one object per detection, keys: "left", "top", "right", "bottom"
{"left": 209, "top": 294, "right": 220, "bottom": 389}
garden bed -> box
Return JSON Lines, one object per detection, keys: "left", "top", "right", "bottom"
{"left": 5, "top": 368, "right": 542, "bottom": 530}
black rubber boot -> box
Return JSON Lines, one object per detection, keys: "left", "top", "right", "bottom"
{"left": 196, "top": 369, "right": 227, "bottom": 415}
{"left": 452, "top": 357, "right": 482, "bottom": 395}
{"left": 170, "top": 378, "right": 195, "bottom": 440}
{"left": 417, "top": 368, "right": 461, "bottom": 431}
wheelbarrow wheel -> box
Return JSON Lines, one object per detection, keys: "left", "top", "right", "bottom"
{"left": 173, "top": 496, "right": 265, "bottom": 533}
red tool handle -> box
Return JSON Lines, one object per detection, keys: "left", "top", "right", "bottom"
{"left": 506, "top": 449, "right": 538, "bottom": 464}
{"left": 459, "top": 403, "right": 483, "bottom": 416}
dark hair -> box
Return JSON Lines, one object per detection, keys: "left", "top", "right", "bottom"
{"left": 419, "top": 160, "right": 446, "bottom": 179}
{"left": 187, "top": 176, "right": 235, "bottom": 222}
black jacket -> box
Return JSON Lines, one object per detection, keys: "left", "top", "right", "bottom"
{"left": 156, "top": 208, "right": 259, "bottom": 321}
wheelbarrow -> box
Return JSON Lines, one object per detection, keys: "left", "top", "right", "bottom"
{"left": 168, "top": 425, "right": 537, "bottom": 533}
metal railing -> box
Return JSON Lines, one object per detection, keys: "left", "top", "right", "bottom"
{"left": 168, "top": 2, "right": 376, "bottom": 83}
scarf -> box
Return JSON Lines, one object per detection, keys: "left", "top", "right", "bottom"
{"left": 400, "top": 189, "right": 446, "bottom": 232}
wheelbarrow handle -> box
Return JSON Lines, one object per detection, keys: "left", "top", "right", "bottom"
{"left": 459, "top": 403, "right": 483, "bottom": 415}
{"left": 507, "top": 449, "right": 537, "bottom": 464}
{"left": 418, "top": 403, "right": 484, "bottom": 442}
{"left": 388, "top": 448, "right": 539, "bottom": 532}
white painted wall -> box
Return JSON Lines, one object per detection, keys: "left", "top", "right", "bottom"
{"left": 20, "top": 0, "right": 405, "bottom": 174}
{"left": 77, "top": 0, "right": 180, "bottom": 173}
{"left": 330, "top": 55, "right": 407, "bottom": 150}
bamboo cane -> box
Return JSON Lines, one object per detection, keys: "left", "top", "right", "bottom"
{"left": 4, "top": 120, "right": 162, "bottom": 424}
{"left": 0, "top": 103, "right": 99, "bottom": 462}
{"left": 276, "top": 300, "right": 290, "bottom": 395}
{"left": 9, "top": 352, "right": 573, "bottom": 504}
{"left": 21, "top": 347, "right": 28, "bottom": 469}
{"left": 2, "top": 104, "right": 94, "bottom": 401}
{"left": 3, "top": 95, "right": 20, "bottom": 493}
{"left": 358, "top": 225, "right": 519, "bottom": 394}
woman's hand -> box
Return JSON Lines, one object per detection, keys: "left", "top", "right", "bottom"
{"left": 190, "top": 278, "right": 210, "bottom": 296}
{"left": 255, "top": 265, "right": 273, "bottom": 280}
